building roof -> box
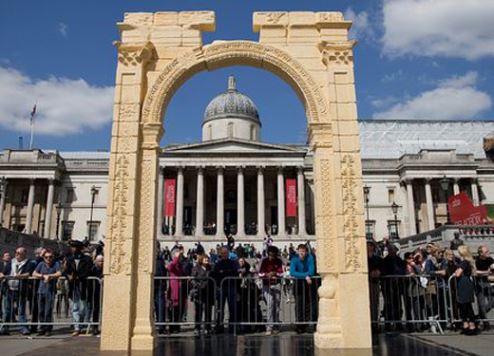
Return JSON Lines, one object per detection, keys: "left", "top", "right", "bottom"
{"left": 358, "top": 119, "right": 494, "bottom": 159}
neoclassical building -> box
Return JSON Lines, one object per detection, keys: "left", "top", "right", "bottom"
{"left": 0, "top": 76, "right": 493, "bottom": 249}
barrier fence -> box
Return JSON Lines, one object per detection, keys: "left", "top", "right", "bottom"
{"left": 370, "top": 274, "right": 494, "bottom": 333}
{"left": 1, "top": 274, "right": 493, "bottom": 335}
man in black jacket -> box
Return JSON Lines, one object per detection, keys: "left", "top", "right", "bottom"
{"left": 212, "top": 247, "right": 238, "bottom": 333}
{"left": 0, "top": 247, "right": 36, "bottom": 335}
{"left": 64, "top": 240, "right": 94, "bottom": 336}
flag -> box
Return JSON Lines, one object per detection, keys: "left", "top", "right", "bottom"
{"left": 286, "top": 178, "right": 297, "bottom": 217}
{"left": 30, "top": 104, "right": 37, "bottom": 124}
{"left": 164, "top": 178, "right": 177, "bottom": 217}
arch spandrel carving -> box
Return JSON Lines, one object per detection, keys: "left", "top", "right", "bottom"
{"left": 141, "top": 41, "right": 330, "bottom": 126}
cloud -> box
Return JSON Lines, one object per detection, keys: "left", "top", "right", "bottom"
{"left": 382, "top": 0, "right": 494, "bottom": 60}
{"left": 58, "top": 23, "right": 68, "bottom": 38}
{"left": 373, "top": 71, "right": 492, "bottom": 120}
{"left": 0, "top": 67, "right": 114, "bottom": 135}
{"left": 345, "top": 7, "right": 375, "bottom": 41}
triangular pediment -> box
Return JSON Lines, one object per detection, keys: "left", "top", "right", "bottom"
{"left": 162, "top": 138, "right": 305, "bottom": 154}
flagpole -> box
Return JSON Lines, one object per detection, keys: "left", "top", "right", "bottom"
{"left": 29, "top": 103, "right": 37, "bottom": 149}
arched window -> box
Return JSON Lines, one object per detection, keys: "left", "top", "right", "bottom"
{"left": 227, "top": 122, "right": 234, "bottom": 138}
{"left": 207, "top": 124, "right": 212, "bottom": 140}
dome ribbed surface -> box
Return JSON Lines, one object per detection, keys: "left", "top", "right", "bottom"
{"left": 203, "top": 76, "right": 260, "bottom": 124}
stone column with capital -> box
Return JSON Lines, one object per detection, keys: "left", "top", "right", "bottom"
{"left": 471, "top": 180, "right": 480, "bottom": 206}
{"left": 175, "top": 167, "right": 184, "bottom": 236}
{"left": 196, "top": 167, "right": 204, "bottom": 237}
{"left": 277, "top": 168, "right": 285, "bottom": 236}
{"left": 406, "top": 180, "right": 417, "bottom": 235}
{"left": 425, "top": 179, "right": 435, "bottom": 231}
{"left": 237, "top": 167, "right": 245, "bottom": 237}
{"left": 216, "top": 168, "right": 224, "bottom": 238}
{"left": 297, "top": 167, "right": 306, "bottom": 236}
{"left": 44, "top": 180, "right": 55, "bottom": 239}
{"left": 257, "top": 167, "right": 265, "bottom": 237}
{"left": 453, "top": 180, "right": 460, "bottom": 195}
{"left": 26, "top": 179, "right": 36, "bottom": 234}
{"left": 156, "top": 168, "right": 164, "bottom": 237}
{"left": 0, "top": 179, "right": 7, "bottom": 227}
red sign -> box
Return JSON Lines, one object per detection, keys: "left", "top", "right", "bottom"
{"left": 164, "top": 179, "right": 176, "bottom": 217}
{"left": 448, "top": 192, "right": 488, "bottom": 225}
{"left": 286, "top": 178, "right": 297, "bottom": 217}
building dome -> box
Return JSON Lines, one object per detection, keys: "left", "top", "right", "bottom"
{"left": 202, "top": 76, "right": 261, "bottom": 142}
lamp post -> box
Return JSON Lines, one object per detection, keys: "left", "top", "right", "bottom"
{"left": 363, "top": 185, "right": 371, "bottom": 239}
{"left": 440, "top": 176, "right": 451, "bottom": 224}
{"left": 56, "top": 201, "right": 63, "bottom": 240}
{"left": 0, "top": 176, "right": 6, "bottom": 227}
{"left": 89, "top": 185, "right": 97, "bottom": 241}
{"left": 391, "top": 202, "right": 399, "bottom": 240}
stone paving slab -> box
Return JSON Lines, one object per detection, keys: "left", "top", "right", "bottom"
{"left": 410, "top": 332, "right": 494, "bottom": 356}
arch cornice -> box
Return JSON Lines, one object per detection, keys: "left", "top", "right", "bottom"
{"left": 142, "top": 40, "right": 329, "bottom": 126}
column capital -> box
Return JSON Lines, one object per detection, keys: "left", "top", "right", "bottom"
{"left": 297, "top": 166, "right": 305, "bottom": 173}
{"left": 424, "top": 177, "right": 433, "bottom": 184}
{"left": 177, "top": 166, "right": 184, "bottom": 173}
{"left": 402, "top": 178, "right": 413, "bottom": 185}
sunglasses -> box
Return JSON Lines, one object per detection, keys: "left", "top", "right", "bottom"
{"left": 44, "top": 255, "right": 54, "bottom": 259}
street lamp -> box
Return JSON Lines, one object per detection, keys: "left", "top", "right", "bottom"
{"left": 440, "top": 176, "right": 451, "bottom": 224}
{"left": 363, "top": 185, "right": 371, "bottom": 238}
{"left": 89, "top": 185, "right": 98, "bottom": 241}
{"left": 391, "top": 202, "right": 399, "bottom": 240}
{"left": 56, "top": 201, "right": 63, "bottom": 240}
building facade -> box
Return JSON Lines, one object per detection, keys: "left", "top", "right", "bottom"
{"left": 0, "top": 77, "right": 493, "bottom": 249}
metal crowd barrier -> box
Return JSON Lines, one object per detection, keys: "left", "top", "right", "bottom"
{"left": 152, "top": 275, "right": 320, "bottom": 333}
{"left": 370, "top": 274, "right": 494, "bottom": 333}
{"left": 0, "top": 276, "right": 102, "bottom": 332}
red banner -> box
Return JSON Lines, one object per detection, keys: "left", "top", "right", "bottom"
{"left": 164, "top": 179, "right": 176, "bottom": 217}
{"left": 286, "top": 178, "right": 297, "bottom": 217}
{"left": 448, "top": 192, "right": 488, "bottom": 225}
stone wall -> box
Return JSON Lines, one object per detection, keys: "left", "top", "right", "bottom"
{"left": 0, "top": 227, "right": 67, "bottom": 257}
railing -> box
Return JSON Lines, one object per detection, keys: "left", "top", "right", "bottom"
{"left": 370, "top": 274, "right": 494, "bottom": 333}
{"left": 153, "top": 275, "right": 320, "bottom": 334}
{"left": 0, "top": 276, "right": 102, "bottom": 334}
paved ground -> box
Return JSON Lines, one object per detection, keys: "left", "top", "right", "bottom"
{"left": 2, "top": 332, "right": 489, "bottom": 356}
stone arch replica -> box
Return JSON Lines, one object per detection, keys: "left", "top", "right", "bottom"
{"left": 101, "top": 11, "right": 371, "bottom": 353}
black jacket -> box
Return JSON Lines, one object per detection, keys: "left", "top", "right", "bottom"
{"left": 64, "top": 253, "right": 94, "bottom": 300}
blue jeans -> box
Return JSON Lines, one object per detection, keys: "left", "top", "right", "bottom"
{"left": 38, "top": 293, "right": 54, "bottom": 331}
{"left": 1, "top": 290, "right": 28, "bottom": 333}
{"left": 71, "top": 287, "right": 88, "bottom": 331}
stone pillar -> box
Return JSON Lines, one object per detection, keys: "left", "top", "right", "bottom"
{"left": 43, "top": 179, "right": 55, "bottom": 239}
{"left": 277, "top": 168, "right": 285, "bottom": 236}
{"left": 156, "top": 167, "right": 164, "bottom": 237}
{"left": 216, "top": 167, "right": 224, "bottom": 237}
{"left": 406, "top": 180, "right": 417, "bottom": 235}
{"left": 297, "top": 167, "right": 306, "bottom": 236}
{"left": 453, "top": 179, "right": 460, "bottom": 195}
{"left": 0, "top": 179, "right": 7, "bottom": 227}
{"left": 424, "top": 179, "right": 435, "bottom": 231}
{"left": 175, "top": 167, "right": 184, "bottom": 236}
{"left": 237, "top": 167, "right": 245, "bottom": 237}
{"left": 257, "top": 167, "right": 265, "bottom": 237}
{"left": 26, "top": 179, "right": 35, "bottom": 234}
{"left": 195, "top": 167, "right": 204, "bottom": 237}
{"left": 471, "top": 180, "right": 480, "bottom": 206}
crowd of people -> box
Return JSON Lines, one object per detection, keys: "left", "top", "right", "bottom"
{"left": 155, "top": 240, "right": 319, "bottom": 336}
{"left": 367, "top": 239, "right": 494, "bottom": 335}
{"left": 0, "top": 240, "right": 104, "bottom": 337}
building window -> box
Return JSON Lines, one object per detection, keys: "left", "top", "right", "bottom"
{"left": 250, "top": 125, "right": 256, "bottom": 140}
{"left": 227, "top": 122, "right": 234, "bottom": 138}
{"left": 388, "top": 188, "right": 395, "bottom": 204}
{"left": 21, "top": 189, "right": 29, "bottom": 204}
{"left": 87, "top": 221, "right": 100, "bottom": 241}
{"left": 365, "top": 221, "right": 375, "bottom": 240}
{"left": 62, "top": 221, "right": 75, "bottom": 241}
{"left": 387, "top": 220, "right": 400, "bottom": 239}
{"left": 207, "top": 124, "right": 212, "bottom": 140}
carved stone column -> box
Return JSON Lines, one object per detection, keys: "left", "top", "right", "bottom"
{"left": 216, "top": 167, "right": 224, "bottom": 238}
{"left": 406, "top": 180, "right": 417, "bottom": 235}
{"left": 425, "top": 179, "right": 435, "bottom": 231}
{"left": 175, "top": 167, "right": 184, "bottom": 236}
{"left": 44, "top": 179, "right": 55, "bottom": 239}
{"left": 297, "top": 167, "right": 306, "bottom": 236}
{"left": 26, "top": 179, "right": 35, "bottom": 234}
{"left": 257, "top": 167, "right": 265, "bottom": 237}
{"left": 277, "top": 168, "right": 285, "bottom": 236}
{"left": 237, "top": 167, "right": 245, "bottom": 237}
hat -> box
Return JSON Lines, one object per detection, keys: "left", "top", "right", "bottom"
{"left": 69, "top": 240, "right": 84, "bottom": 248}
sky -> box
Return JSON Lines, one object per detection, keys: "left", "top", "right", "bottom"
{"left": 0, "top": 0, "right": 493, "bottom": 151}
